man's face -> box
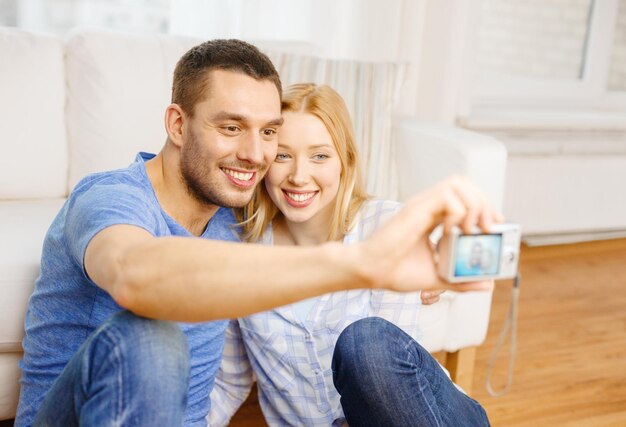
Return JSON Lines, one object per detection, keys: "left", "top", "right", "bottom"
{"left": 180, "top": 69, "right": 282, "bottom": 208}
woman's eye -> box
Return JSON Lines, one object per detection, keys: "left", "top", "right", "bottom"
{"left": 313, "top": 154, "right": 330, "bottom": 161}
{"left": 275, "top": 153, "right": 290, "bottom": 161}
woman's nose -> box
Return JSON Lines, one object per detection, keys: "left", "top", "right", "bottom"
{"left": 288, "top": 161, "right": 310, "bottom": 186}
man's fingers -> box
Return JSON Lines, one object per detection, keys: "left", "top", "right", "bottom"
{"left": 447, "top": 177, "right": 507, "bottom": 234}
{"left": 435, "top": 176, "right": 484, "bottom": 234}
{"left": 441, "top": 185, "right": 469, "bottom": 234}
{"left": 402, "top": 175, "right": 501, "bottom": 239}
{"left": 450, "top": 177, "right": 496, "bottom": 233}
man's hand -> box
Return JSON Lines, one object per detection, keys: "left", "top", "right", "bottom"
{"left": 357, "top": 175, "right": 503, "bottom": 294}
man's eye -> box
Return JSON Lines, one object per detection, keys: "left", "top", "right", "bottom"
{"left": 223, "top": 125, "right": 240, "bottom": 133}
{"left": 263, "top": 129, "right": 277, "bottom": 136}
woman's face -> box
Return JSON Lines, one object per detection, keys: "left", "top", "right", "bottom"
{"left": 265, "top": 111, "right": 342, "bottom": 227}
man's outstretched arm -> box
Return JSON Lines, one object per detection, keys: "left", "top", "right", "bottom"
{"left": 86, "top": 226, "right": 363, "bottom": 321}
{"left": 85, "top": 176, "right": 499, "bottom": 322}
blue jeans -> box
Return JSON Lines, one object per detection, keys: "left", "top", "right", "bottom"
{"left": 332, "top": 317, "right": 490, "bottom": 427}
{"left": 32, "top": 310, "right": 190, "bottom": 427}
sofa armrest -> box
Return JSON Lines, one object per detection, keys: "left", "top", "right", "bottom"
{"left": 393, "top": 115, "right": 507, "bottom": 211}
{"left": 392, "top": 116, "right": 507, "bottom": 355}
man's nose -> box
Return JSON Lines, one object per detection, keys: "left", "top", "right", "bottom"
{"left": 236, "top": 132, "right": 264, "bottom": 165}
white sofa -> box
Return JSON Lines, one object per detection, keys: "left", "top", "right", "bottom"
{"left": 0, "top": 27, "right": 506, "bottom": 420}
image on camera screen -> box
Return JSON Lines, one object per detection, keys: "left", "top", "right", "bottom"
{"left": 454, "top": 234, "right": 502, "bottom": 277}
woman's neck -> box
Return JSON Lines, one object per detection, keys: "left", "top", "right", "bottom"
{"left": 273, "top": 215, "right": 339, "bottom": 246}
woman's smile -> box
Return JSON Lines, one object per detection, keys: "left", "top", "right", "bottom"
{"left": 282, "top": 190, "right": 318, "bottom": 207}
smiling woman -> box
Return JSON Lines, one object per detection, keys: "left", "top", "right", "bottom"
{"left": 209, "top": 83, "right": 492, "bottom": 427}
{"left": 239, "top": 83, "right": 368, "bottom": 243}
{"left": 264, "top": 111, "right": 344, "bottom": 242}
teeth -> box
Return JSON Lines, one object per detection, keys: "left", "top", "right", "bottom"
{"left": 223, "top": 168, "right": 253, "bottom": 181}
{"left": 286, "top": 192, "right": 315, "bottom": 202}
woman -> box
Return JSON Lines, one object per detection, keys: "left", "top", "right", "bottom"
{"left": 209, "top": 84, "right": 491, "bottom": 426}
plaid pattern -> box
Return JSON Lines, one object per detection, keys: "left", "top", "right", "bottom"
{"left": 209, "top": 200, "right": 424, "bottom": 427}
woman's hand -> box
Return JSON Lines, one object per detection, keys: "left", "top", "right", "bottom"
{"left": 420, "top": 290, "right": 445, "bottom": 305}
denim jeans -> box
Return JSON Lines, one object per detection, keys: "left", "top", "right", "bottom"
{"left": 32, "top": 310, "right": 190, "bottom": 427}
{"left": 332, "top": 317, "right": 490, "bottom": 427}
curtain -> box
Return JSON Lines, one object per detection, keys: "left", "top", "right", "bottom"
{"left": 266, "top": 51, "right": 406, "bottom": 198}
{"left": 169, "top": 0, "right": 412, "bottom": 199}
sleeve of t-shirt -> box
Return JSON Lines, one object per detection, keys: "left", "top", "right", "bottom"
{"left": 63, "top": 180, "right": 159, "bottom": 280}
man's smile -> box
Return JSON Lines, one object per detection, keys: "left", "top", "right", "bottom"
{"left": 221, "top": 167, "right": 257, "bottom": 187}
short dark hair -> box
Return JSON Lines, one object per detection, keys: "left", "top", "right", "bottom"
{"left": 172, "top": 39, "right": 282, "bottom": 116}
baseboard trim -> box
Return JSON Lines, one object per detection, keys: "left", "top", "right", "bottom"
{"left": 523, "top": 230, "right": 626, "bottom": 246}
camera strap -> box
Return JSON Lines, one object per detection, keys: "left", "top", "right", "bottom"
{"left": 485, "top": 272, "right": 521, "bottom": 397}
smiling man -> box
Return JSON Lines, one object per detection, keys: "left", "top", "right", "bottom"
{"left": 15, "top": 39, "right": 499, "bottom": 427}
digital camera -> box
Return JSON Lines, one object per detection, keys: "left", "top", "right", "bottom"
{"left": 437, "top": 223, "right": 521, "bottom": 283}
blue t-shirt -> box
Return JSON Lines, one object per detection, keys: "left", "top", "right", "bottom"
{"left": 16, "top": 153, "right": 239, "bottom": 427}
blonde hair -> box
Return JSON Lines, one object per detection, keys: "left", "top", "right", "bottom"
{"left": 237, "top": 83, "right": 370, "bottom": 242}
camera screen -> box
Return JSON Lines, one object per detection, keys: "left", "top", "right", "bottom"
{"left": 454, "top": 234, "right": 502, "bottom": 277}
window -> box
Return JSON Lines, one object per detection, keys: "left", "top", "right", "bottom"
{"left": 467, "top": 0, "right": 626, "bottom": 129}
{"left": 608, "top": 0, "right": 626, "bottom": 90}
{"left": 1, "top": 0, "right": 171, "bottom": 34}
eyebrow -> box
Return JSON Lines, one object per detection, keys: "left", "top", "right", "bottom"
{"left": 267, "top": 117, "right": 284, "bottom": 126}
{"left": 277, "top": 143, "right": 333, "bottom": 149}
{"left": 211, "top": 112, "right": 246, "bottom": 122}
{"left": 211, "top": 111, "right": 283, "bottom": 127}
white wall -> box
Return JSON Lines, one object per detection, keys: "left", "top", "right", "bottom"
{"left": 490, "top": 130, "right": 626, "bottom": 240}
{"left": 459, "top": 0, "right": 626, "bottom": 242}
{"left": 124, "top": 0, "right": 626, "bottom": 241}
{"left": 170, "top": 0, "right": 413, "bottom": 62}
{"left": 7, "top": 0, "right": 626, "bottom": 242}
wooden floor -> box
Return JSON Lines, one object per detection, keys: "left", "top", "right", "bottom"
{"left": 472, "top": 238, "right": 626, "bottom": 427}
{"left": 2, "top": 239, "right": 623, "bottom": 427}
{"left": 229, "top": 238, "right": 626, "bottom": 426}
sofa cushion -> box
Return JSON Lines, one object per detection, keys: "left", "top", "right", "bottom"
{"left": 0, "top": 28, "right": 67, "bottom": 199}
{"left": 65, "top": 30, "right": 202, "bottom": 190}
{"left": 0, "top": 199, "right": 66, "bottom": 351}
{"left": 0, "top": 353, "right": 21, "bottom": 420}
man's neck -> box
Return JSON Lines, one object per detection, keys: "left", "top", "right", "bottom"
{"left": 145, "top": 149, "right": 219, "bottom": 236}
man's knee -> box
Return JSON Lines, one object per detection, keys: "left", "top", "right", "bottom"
{"left": 92, "top": 310, "right": 189, "bottom": 376}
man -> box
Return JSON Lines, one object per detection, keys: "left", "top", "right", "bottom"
{"left": 16, "top": 39, "right": 496, "bottom": 426}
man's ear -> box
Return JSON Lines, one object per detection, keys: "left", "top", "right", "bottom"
{"left": 165, "top": 104, "right": 186, "bottom": 148}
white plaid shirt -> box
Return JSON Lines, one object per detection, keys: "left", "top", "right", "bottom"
{"left": 208, "top": 200, "right": 425, "bottom": 427}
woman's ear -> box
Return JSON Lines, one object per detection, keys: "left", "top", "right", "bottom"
{"left": 164, "top": 103, "right": 186, "bottom": 148}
